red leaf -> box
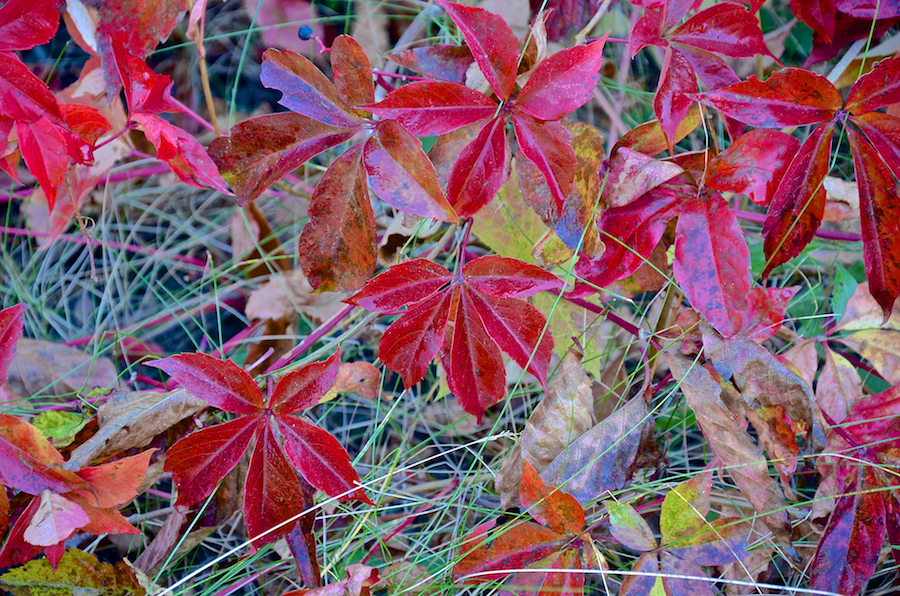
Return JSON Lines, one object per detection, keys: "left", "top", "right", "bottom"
{"left": 467, "top": 289, "right": 554, "bottom": 389}
{"left": 442, "top": 288, "right": 506, "bottom": 419}
{"left": 330, "top": 35, "right": 374, "bottom": 108}
{"left": 378, "top": 290, "right": 453, "bottom": 387}
{"left": 674, "top": 44, "right": 742, "bottom": 93}
{"left": 655, "top": 48, "right": 698, "bottom": 152}
{"left": 96, "top": 0, "right": 185, "bottom": 61}
{"left": 363, "top": 120, "right": 458, "bottom": 222}
{"left": 364, "top": 82, "right": 497, "bottom": 136}
{"left": 0, "top": 0, "right": 59, "bottom": 52}
{"left": 575, "top": 181, "right": 685, "bottom": 289}
{"left": 345, "top": 259, "right": 454, "bottom": 312}
{"left": 667, "top": 3, "right": 774, "bottom": 59}
{"left": 73, "top": 495, "right": 140, "bottom": 536}
{"left": 706, "top": 129, "right": 800, "bottom": 205}
{"left": 835, "top": 0, "right": 900, "bottom": 18}
{"left": 463, "top": 254, "right": 562, "bottom": 298}
{"left": 445, "top": 115, "right": 508, "bottom": 217}
{"left": 692, "top": 68, "right": 842, "bottom": 128}
{"left": 512, "top": 112, "right": 574, "bottom": 210}
{"left": 762, "top": 123, "right": 834, "bottom": 276}
{"left": 806, "top": 12, "right": 899, "bottom": 66}
{"left": 244, "top": 423, "right": 308, "bottom": 546}
{"left": 738, "top": 286, "right": 799, "bottom": 342}
{"left": 163, "top": 416, "right": 260, "bottom": 508}
{"left": 0, "top": 414, "right": 85, "bottom": 495}
{"left": 271, "top": 350, "right": 341, "bottom": 415}
{"left": 791, "top": 0, "right": 836, "bottom": 42}
{"left": 514, "top": 36, "right": 608, "bottom": 121}
{"left": 59, "top": 104, "right": 112, "bottom": 147}
{"left": 630, "top": 8, "right": 664, "bottom": 56}
{"left": 663, "top": 0, "right": 704, "bottom": 30}
{"left": 0, "top": 497, "right": 43, "bottom": 568}
{"left": 0, "top": 303, "right": 25, "bottom": 386}
{"left": 16, "top": 118, "right": 68, "bottom": 212}
{"left": 846, "top": 55, "right": 900, "bottom": 116}
{"left": 111, "top": 41, "right": 180, "bottom": 116}
{"left": 810, "top": 468, "right": 886, "bottom": 595}
{"left": 261, "top": 48, "right": 360, "bottom": 128}
{"left": 0, "top": 52, "right": 63, "bottom": 123}
{"left": 350, "top": 256, "right": 559, "bottom": 421}
{"left": 133, "top": 114, "right": 230, "bottom": 194}
{"left": 75, "top": 450, "right": 154, "bottom": 509}
{"left": 208, "top": 113, "right": 356, "bottom": 206}
{"left": 520, "top": 460, "right": 584, "bottom": 535}
{"left": 855, "top": 112, "right": 900, "bottom": 181}
{"left": 847, "top": 127, "right": 900, "bottom": 320}
{"left": 386, "top": 45, "right": 473, "bottom": 84}
{"left": 280, "top": 416, "right": 371, "bottom": 504}
{"left": 434, "top": 0, "right": 519, "bottom": 100}
{"left": 453, "top": 521, "right": 569, "bottom": 583}
{"left": 674, "top": 192, "right": 752, "bottom": 338}
{"left": 147, "top": 352, "right": 264, "bottom": 414}
{"left": 503, "top": 549, "right": 584, "bottom": 596}
{"left": 297, "top": 145, "right": 376, "bottom": 292}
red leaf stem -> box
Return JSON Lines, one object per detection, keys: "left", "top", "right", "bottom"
{"left": 732, "top": 209, "right": 861, "bottom": 243}
{"left": 264, "top": 304, "right": 358, "bottom": 374}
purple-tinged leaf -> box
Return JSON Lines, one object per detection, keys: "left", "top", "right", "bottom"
{"left": 261, "top": 49, "right": 360, "bottom": 128}
{"left": 655, "top": 48, "right": 698, "bottom": 152}
{"left": 330, "top": 35, "right": 374, "bottom": 108}
{"left": 271, "top": 351, "right": 341, "bottom": 415}
{"left": 512, "top": 112, "right": 574, "bottom": 211}
{"left": 706, "top": 129, "right": 800, "bottom": 205}
{"left": 668, "top": 2, "right": 774, "bottom": 59}
{"left": 386, "top": 45, "right": 473, "bottom": 84}
{"left": 846, "top": 55, "right": 900, "bottom": 116}
{"left": 363, "top": 120, "right": 458, "bottom": 222}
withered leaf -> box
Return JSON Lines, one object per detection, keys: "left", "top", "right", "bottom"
{"left": 539, "top": 393, "right": 651, "bottom": 505}
{"left": 7, "top": 339, "right": 117, "bottom": 398}
{"left": 65, "top": 388, "right": 206, "bottom": 470}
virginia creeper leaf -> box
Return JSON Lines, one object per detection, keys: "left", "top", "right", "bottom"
{"left": 0, "top": 303, "right": 24, "bottom": 386}
{"left": 386, "top": 45, "right": 473, "bottom": 84}
{"left": 514, "top": 36, "right": 608, "bottom": 121}
{"left": 364, "top": 82, "right": 497, "bottom": 136}
{"left": 762, "top": 123, "right": 834, "bottom": 277}
{"left": 705, "top": 129, "right": 800, "bottom": 205}
{"left": 655, "top": 48, "right": 698, "bottom": 153}
{"left": 673, "top": 192, "right": 752, "bottom": 338}
{"left": 434, "top": 0, "right": 518, "bottom": 100}
{"left": 16, "top": 119, "right": 67, "bottom": 211}
{"left": 0, "top": 414, "right": 85, "bottom": 496}
{"left": 847, "top": 127, "right": 900, "bottom": 320}
{"left": 0, "top": 52, "right": 63, "bottom": 124}
{"left": 363, "top": 120, "right": 458, "bottom": 222}
{"left": 208, "top": 113, "right": 355, "bottom": 206}
{"left": 0, "top": 0, "right": 58, "bottom": 52}
{"left": 845, "top": 55, "right": 900, "bottom": 116}
{"left": 606, "top": 500, "right": 657, "bottom": 552}
{"left": 260, "top": 48, "right": 360, "bottom": 129}
{"left": 692, "top": 68, "right": 842, "bottom": 127}
{"left": 133, "top": 114, "right": 230, "bottom": 194}
{"left": 445, "top": 115, "right": 508, "bottom": 217}
{"left": 297, "top": 145, "right": 376, "bottom": 292}
{"left": 667, "top": 2, "right": 774, "bottom": 59}
{"left": 512, "top": 112, "right": 574, "bottom": 211}
{"left": 330, "top": 35, "right": 374, "bottom": 108}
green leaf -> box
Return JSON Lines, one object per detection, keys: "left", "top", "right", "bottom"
{"left": 660, "top": 472, "right": 711, "bottom": 546}
{"left": 31, "top": 411, "right": 88, "bottom": 448}
{"left": 831, "top": 262, "right": 858, "bottom": 322}
{"left": 0, "top": 548, "right": 146, "bottom": 596}
{"left": 605, "top": 500, "right": 656, "bottom": 552}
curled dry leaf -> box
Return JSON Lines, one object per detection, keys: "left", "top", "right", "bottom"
{"left": 665, "top": 354, "right": 794, "bottom": 548}
{"left": 245, "top": 269, "right": 349, "bottom": 324}
{"left": 64, "top": 388, "right": 206, "bottom": 470}
{"left": 6, "top": 339, "right": 116, "bottom": 399}
{"left": 495, "top": 350, "right": 594, "bottom": 508}
{"left": 321, "top": 362, "right": 384, "bottom": 403}
{"left": 540, "top": 393, "right": 652, "bottom": 506}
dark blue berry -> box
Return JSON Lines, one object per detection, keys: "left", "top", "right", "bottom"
{"left": 298, "top": 25, "right": 313, "bottom": 41}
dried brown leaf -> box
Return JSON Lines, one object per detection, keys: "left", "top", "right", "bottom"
{"left": 6, "top": 339, "right": 117, "bottom": 398}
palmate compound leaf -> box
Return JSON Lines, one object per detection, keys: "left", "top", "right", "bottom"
{"left": 149, "top": 350, "right": 370, "bottom": 547}
{"left": 693, "top": 55, "right": 900, "bottom": 317}
{"left": 347, "top": 256, "right": 561, "bottom": 422}
{"left": 611, "top": 472, "right": 751, "bottom": 596}
{"left": 454, "top": 460, "right": 587, "bottom": 595}
{"left": 629, "top": 1, "right": 774, "bottom": 148}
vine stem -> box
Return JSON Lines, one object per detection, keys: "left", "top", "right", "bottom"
{"left": 263, "top": 304, "right": 358, "bottom": 374}
{"left": 733, "top": 209, "right": 861, "bottom": 243}
{"left": 557, "top": 291, "right": 665, "bottom": 350}
{"left": 0, "top": 226, "right": 206, "bottom": 266}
